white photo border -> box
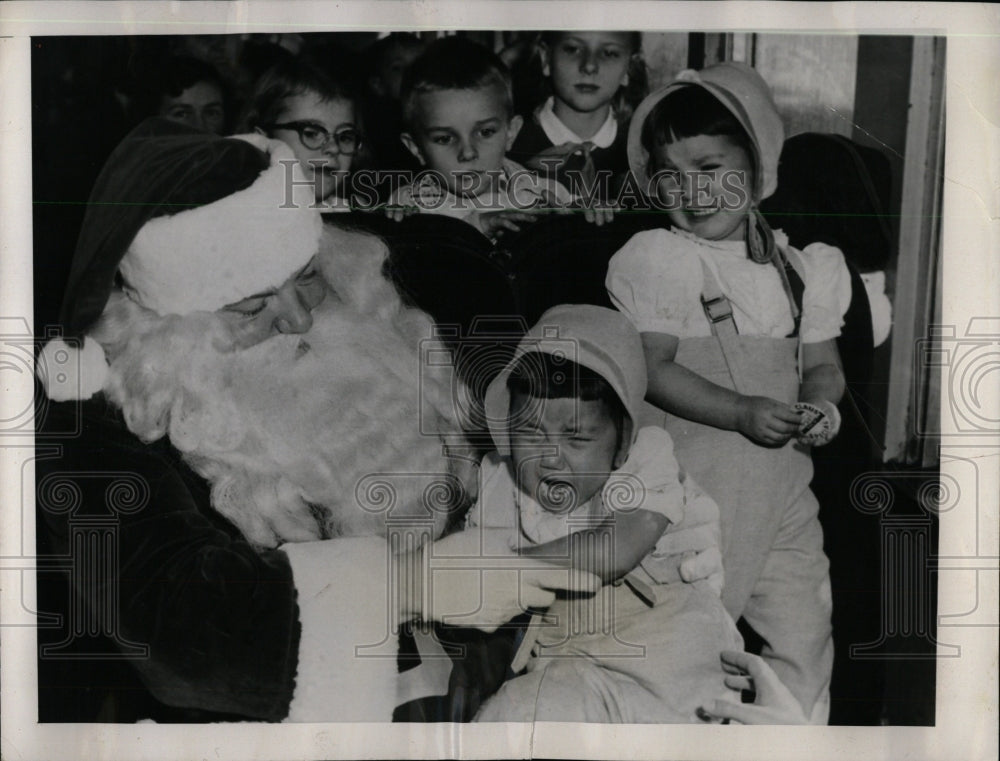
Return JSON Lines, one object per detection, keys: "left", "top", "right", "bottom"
{"left": 1, "top": 2, "right": 997, "bottom": 760}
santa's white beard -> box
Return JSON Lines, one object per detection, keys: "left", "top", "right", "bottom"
{"left": 99, "top": 230, "right": 465, "bottom": 548}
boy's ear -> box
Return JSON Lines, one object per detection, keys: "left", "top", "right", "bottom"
{"left": 505, "top": 114, "right": 524, "bottom": 152}
{"left": 623, "top": 53, "right": 642, "bottom": 89}
{"left": 538, "top": 41, "right": 551, "bottom": 78}
{"left": 400, "top": 132, "right": 426, "bottom": 165}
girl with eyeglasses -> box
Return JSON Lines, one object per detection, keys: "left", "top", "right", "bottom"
{"left": 239, "top": 56, "right": 363, "bottom": 208}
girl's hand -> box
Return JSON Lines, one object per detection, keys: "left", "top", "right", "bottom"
{"left": 582, "top": 205, "right": 616, "bottom": 226}
{"left": 736, "top": 396, "right": 802, "bottom": 446}
{"left": 385, "top": 204, "right": 418, "bottom": 222}
{"left": 471, "top": 209, "right": 539, "bottom": 238}
{"left": 698, "top": 650, "right": 809, "bottom": 725}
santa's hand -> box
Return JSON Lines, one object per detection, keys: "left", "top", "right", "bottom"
{"left": 794, "top": 400, "right": 841, "bottom": 447}
{"left": 422, "top": 529, "right": 600, "bottom": 632}
{"left": 698, "top": 650, "right": 809, "bottom": 725}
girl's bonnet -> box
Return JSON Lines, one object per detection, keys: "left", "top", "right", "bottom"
{"left": 627, "top": 62, "right": 785, "bottom": 264}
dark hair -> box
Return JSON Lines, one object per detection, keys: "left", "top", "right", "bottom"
{"left": 132, "top": 56, "right": 228, "bottom": 123}
{"left": 365, "top": 33, "right": 425, "bottom": 79}
{"left": 237, "top": 56, "right": 356, "bottom": 133}
{"left": 158, "top": 56, "right": 225, "bottom": 99}
{"left": 400, "top": 36, "right": 514, "bottom": 127}
{"left": 506, "top": 352, "right": 626, "bottom": 442}
{"left": 538, "top": 31, "right": 647, "bottom": 125}
{"left": 641, "top": 84, "right": 753, "bottom": 168}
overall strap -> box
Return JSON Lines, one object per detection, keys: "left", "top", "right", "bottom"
{"left": 697, "top": 258, "right": 751, "bottom": 395}
{"left": 773, "top": 246, "right": 806, "bottom": 338}
{"left": 775, "top": 246, "right": 807, "bottom": 382}
{"left": 698, "top": 257, "right": 738, "bottom": 338}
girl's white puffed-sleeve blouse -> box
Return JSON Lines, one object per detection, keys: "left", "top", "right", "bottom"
{"left": 606, "top": 227, "right": 851, "bottom": 343}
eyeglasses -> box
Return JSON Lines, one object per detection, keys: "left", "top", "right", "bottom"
{"left": 269, "top": 121, "right": 363, "bottom": 155}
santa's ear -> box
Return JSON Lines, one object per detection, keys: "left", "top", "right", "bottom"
{"left": 400, "top": 132, "right": 425, "bottom": 165}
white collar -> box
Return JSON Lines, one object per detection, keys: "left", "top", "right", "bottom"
{"left": 537, "top": 96, "right": 618, "bottom": 149}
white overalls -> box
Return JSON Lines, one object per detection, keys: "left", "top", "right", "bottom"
{"left": 635, "top": 247, "right": 834, "bottom": 721}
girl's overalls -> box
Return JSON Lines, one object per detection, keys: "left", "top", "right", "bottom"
{"left": 639, "top": 247, "right": 834, "bottom": 722}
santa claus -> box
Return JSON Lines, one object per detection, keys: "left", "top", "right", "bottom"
{"left": 34, "top": 118, "right": 595, "bottom": 723}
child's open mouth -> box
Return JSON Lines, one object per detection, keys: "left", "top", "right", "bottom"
{"left": 574, "top": 84, "right": 600, "bottom": 93}
{"left": 537, "top": 477, "right": 578, "bottom": 512}
{"left": 686, "top": 207, "right": 718, "bottom": 217}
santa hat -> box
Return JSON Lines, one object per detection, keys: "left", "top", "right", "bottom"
{"left": 37, "top": 118, "right": 323, "bottom": 402}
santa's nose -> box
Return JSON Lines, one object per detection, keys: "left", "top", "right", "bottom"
{"left": 272, "top": 282, "right": 314, "bottom": 334}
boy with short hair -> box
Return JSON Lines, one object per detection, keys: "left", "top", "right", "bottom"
{"left": 388, "top": 36, "right": 575, "bottom": 239}
{"left": 467, "top": 304, "right": 742, "bottom": 723}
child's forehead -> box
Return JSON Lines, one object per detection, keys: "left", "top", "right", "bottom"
{"left": 280, "top": 90, "right": 354, "bottom": 117}
{"left": 655, "top": 132, "right": 750, "bottom": 161}
{"left": 412, "top": 83, "right": 509, "bottom": 124}
{"left": 550, "top": 30, "right": 634, "bottom": 47}
{"left": 510, "top": 392, "right": 615, "bottom": 427}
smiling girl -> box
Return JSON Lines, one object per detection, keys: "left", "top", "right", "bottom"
{"left": 606, "top": 63, "right": 853, "bottom": 724}
{"left": 239, "top": 57, "right": 363, "bottom": 208}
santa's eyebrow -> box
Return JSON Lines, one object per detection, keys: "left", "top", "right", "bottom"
{"left": 226, "top": 288, "right": 276, "bottom": 305}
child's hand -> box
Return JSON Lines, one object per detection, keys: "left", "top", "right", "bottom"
{"left": 581, "top": 205, "right": 616, "bottom": 227}
{"left": 679, "top": 545, "right": 724, "bottom": 597}
{"left": 535, "top": 186, "right": 574, "bottom": 212}
{"left": 697, "top": 650, "right": 809, "bottom": 725}
{"left": 736, "top": 396, "right": 802, "bottom": 446}
{"left": 384, "top": 204, "right": 418, "bottom": 222}
{"left": 471, "top": 209, "right": 540, "bottom": 238}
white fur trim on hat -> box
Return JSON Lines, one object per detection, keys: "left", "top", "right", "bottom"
{"left": 36, "top": 337, "right": 109, "bottom": 402}
{"left": 119, "top": 137, "right": 323, "bottom": 317}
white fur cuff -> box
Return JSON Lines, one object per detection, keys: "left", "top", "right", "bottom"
{"left": 281, "top": 537, "right": 399, "bottom": 722}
